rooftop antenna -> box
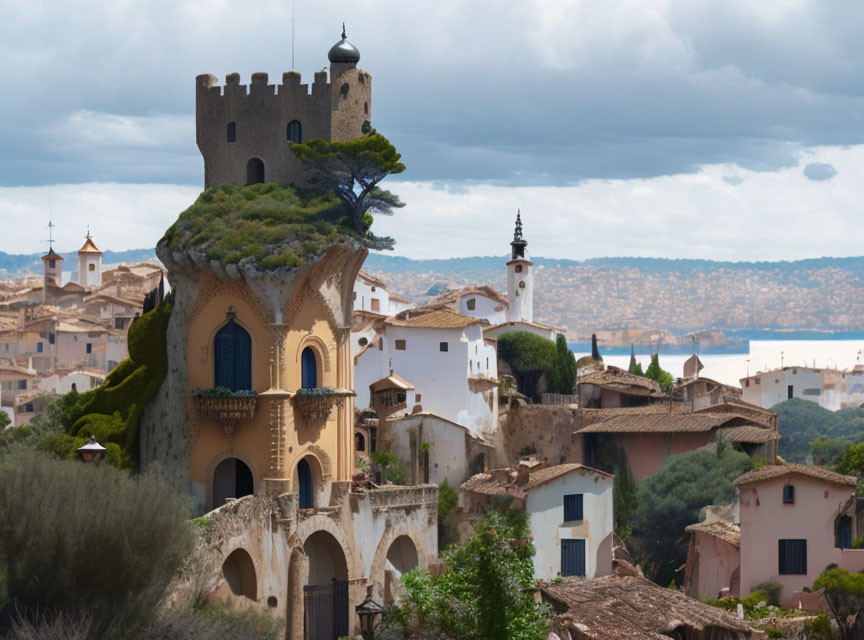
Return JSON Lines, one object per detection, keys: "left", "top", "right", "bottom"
{"left": 86, "top": 224, "right": 91, "bottom": 239}
{"left": 47, "top": 188, "right": 56, "bottom": 251}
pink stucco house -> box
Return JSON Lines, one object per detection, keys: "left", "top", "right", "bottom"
{"left": 684, "top": 508, "right": 741, "bottom": 600}
{"left": 735, "top": 464, "right": 864, "bottom": 608}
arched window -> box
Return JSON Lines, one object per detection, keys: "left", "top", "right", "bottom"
{"left": 297, "top": 458, "right": 313, "bottom": 509}
{"left": 355, "top": 432, "right": 366, "bottom": 452}
{"left": 214, "top": 318, "right": 252, "bottom": 391}
{"left": 212, "top": 457, "right": 254, "bottom": 508}
{"left": 246, "top": 158, "right": 265, "bottom": 185}
{"left": 286, "top": 120, "right": 302, "bottom": 143}
{"left": 301, "top": 346, "right": 317, "bottom": 389}
{"left": 227, "top": 122, "right": 236, "bottom": 142}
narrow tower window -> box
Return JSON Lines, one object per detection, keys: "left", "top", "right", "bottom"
{"left": 286, "top": 120, "right": 302, "bottom": 144}
{"left": 301, "top": 347, "right": 318, "bottom": 389}
{"left": 227, "top": 122, "right": 236, "bottom": 142}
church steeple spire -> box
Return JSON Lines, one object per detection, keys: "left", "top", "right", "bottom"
{"left": 510, "top": 210, "right": 527, "bottom": 260}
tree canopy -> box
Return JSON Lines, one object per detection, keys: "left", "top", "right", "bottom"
{"left": 631, "top": 442, "right": 753, "bottom": 585}
{"left": 627, "top": 346, "right": 644, "bottom": 376}
{"left": 497, "top": 331, "right": 575, "bottom": 399}
{"left": 644, "top": 353, "right": 673, "bottom": 393}
{"left": 550, "top": 334, "right": 578, "bottom": 395}
{"left": 291, "top": 133, "right": 405, "bottom": 246}
{"left": 772, "top": 398, "right": 864, "bottom": 463}
{"left": 378, "top": 510, "right": 551, "bottom": 640}
{"left": 813, "top": 567, "right": 864, "bottom": 640}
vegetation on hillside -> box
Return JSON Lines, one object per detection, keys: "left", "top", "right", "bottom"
{"left": 630, "top": 440, "right": 753, "bottom": 586}
{"left": 771, "top": 398, "right": 864, "bottom": 463}
{"left": 497, "top": 331, "right": 576, "bottom": 399}
{"left": 376, "top": 510, "right": 551, "bottom": 640}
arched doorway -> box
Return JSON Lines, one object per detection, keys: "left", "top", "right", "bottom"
{"left": 246, "top": 157, "right": 265, "bottom": 185}
{"left": 212, "top": 457, "right": 254, "bottom": 508}
{"left": 222, "top": 548, "right": 257, "bottom": 600}
{"left": 297, "top": 458, "right": 313, "bottom": 509}
{"left": 304, "top": 530, "right": 349, "bottom": 640}
{"left": 386, "top": 535, "right": 418, "bottom": 577}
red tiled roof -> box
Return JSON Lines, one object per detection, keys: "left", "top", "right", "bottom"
{"left": 577, "top": 411, "right": 745, "bottom": 434}
{"left": 735, "top": 463, "right": 857, "bottom": 488}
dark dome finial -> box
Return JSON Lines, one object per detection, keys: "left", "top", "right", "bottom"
{"left": 329, "top": 24, "right": 361, "bottom": 64}
{"left": 513, "top": 210, "right": 523, "bottom": 241}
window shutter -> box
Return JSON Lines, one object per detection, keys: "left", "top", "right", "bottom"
{"left": 561, "top": 539, "right": 586, "bottom": 577}
{"left": 301, "top": 347, "right": 318, "bottom": 389}
{"left": 564, "top": 494, "right": 584, "bottom": 521}
{"left": 779, "top": 539, "right": 807, "bottom": 575}
{"left": 234, "top": 330, "right": 252, "bottom": 391}
{"left": 215, "top": 332, "right": 231, "bottom": 388}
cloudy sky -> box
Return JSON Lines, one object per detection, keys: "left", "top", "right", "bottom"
{"left": 1, "top": 0, "right": 863, "bottom": 260}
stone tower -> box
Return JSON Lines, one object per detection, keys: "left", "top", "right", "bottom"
{"left": 41, "top": 248, "right": 64, "bottom": 288}
{"left": 506, "top": 211, "right": 534, "bottom": 323}
{"left": 195, "top": 26, "right": 372, "bottom": 189}
{"left": 77, "top": 231, "right": 103, "bottom": 289}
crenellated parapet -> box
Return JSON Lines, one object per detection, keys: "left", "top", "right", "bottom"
{"left": 195, "top": 66, "right": 372, "bottom": 188}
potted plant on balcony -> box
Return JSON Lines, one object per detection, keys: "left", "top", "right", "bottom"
{"left": 191, "top": 387, "right": 258, "bottom": 422}
{"left": 294, "top": 386, "right": 351, "bottom": 421}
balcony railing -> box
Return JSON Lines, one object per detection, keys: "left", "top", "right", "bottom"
{"left": 192, "top": 390, "right": 258, "bottom": 422}
{"left": 294, "top": 387, "right": 354, "bottom": 422}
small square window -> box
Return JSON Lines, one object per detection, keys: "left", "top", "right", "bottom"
{"left": 415, "top": 393, "right": 422, "bottom": 402}
{"left": 439, "top": 342, "right": 448, "bottom": 352}
{"left": 86, "top": 343, "right": 92, "bottom": 354}
{"left": 745, "top": 380, "right": 750, "bottom": 387}
{"left": 466, "top": 298, "right": 476, "bottom": 311}
{"left": 371, "top": 299, "right": 380, "bottom": 312}
{"left": 395, "top": 339, "right": 406, "bottom": 351}
{"left": 783, "top": 484, "right": 794, "bottom": 504}
{"left": 48, "top": 260, "right": 55, "bottom": 268}
{"left": 36, "top": 342, "right": 43, "bottom": 353}
{"left": 371, "top": 286, "right": 376, "bottom": 292}
{"left": 17, "top": 380, "right": 26, "bottom": 390}
{"left": 89, "top": 264, "right": 95, "bottom": 272}
{"left": 515, "top": 264, "right": 522, "bottom": 273}
{"left": 564, "top": 494, "right": 583, "bottom": 521}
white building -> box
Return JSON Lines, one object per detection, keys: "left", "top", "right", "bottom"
{"left": 353, "top": 271, "right": 412, "bottom": 316}
{"left": 426, "top": 285, "right": 509, "bottom": 326}
{"left": 741, "top": 365, "right": 864, "bottom": 411}
{"left": 354, "top": 307, "right": 498, "bottom": 436}
{"left": 460, "top": 463, "right": 615, "bottom": 580}
{"left": 77, "top": 232, "right": 103, "bottom": 289}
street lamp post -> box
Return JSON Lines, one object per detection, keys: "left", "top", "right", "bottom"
{"left": 77, "top": 435, "right": 106, "bottom": 464}
{"left": 355, "top": 584, "right": 385, "bottom": 640}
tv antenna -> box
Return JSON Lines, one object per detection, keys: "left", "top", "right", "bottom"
{"left": 291, "top": 0, "right": 296, "bottom": 69}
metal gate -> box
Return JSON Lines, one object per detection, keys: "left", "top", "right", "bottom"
{"left": 304, "top": 581, "right": 349, "bottom": 640}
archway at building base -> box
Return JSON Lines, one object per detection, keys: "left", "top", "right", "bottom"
{"left": 303, "top": 530, "right": 349, "bottom": 640}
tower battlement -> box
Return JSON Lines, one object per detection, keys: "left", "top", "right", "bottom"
{"left": 195, "top": 30, "right": 371, "bottom": 189}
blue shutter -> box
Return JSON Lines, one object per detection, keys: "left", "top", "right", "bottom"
{"left": 564, "top": 494, "right": 583, "bottom": 521}
{"left": 779, "top": 539, "right": 807, "bottom": 574}
{"left": 214, "top": 319, "right": 252, "bottom": 391}
{"left": 234, "top": 330, "right": 252, "bottom": 391}
{"left": 301, "top": 347, "right": 317, "bottom": 389}
{"left": 561, "top": 539, "right": 586, "bottom": 577}
{"left": 214, "top": 332, "right": 231, "bottom": 388}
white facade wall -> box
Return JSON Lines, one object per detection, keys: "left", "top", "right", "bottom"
{"left": 526, "top": 471, "right": 614, "bottom": 581}
{"left": 351, "top": 326, "right": 380, "bottom": 358}
{"left": 77, "top": 253, "right": 102, "bottom": 288}
{"left": 389, "top": 297, "right": 412, "bottom": 315}
{"left": 741, "top": 368, "right": 864, "bottom": 410}
{"left": 388, "top": 414, "right": 470, "bottom": 488}
{"left": 458, "top": 293, "right": 507, "bottom": 326}
{"left": 55, "top": 371, "right": 106, "bottom": 395}
{"left": 353, "top": 324, "right": 498, "bottom": 436}
{"left": 353, "top": 278, "right": 389, "bottom": 315}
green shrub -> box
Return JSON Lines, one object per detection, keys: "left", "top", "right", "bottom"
{"left": 0, "top": 449, "right": 195, "bottom": 638}
{"left": 802, "top": 614, "right": 832, "bottom": 640}
{"left": 437, "top": 479, "right": 459, "bottom": 551}
{"left": 497, "top": 331, "right": 557, "bottom": 399}
{"left": 764, "top": 627, "right": 783, "bottom": 639}
{"left": 751, "top": 581, "right": 782, "bottom": 606}
{"left": 371, "top": 450, "right": 407, "bottom": 485}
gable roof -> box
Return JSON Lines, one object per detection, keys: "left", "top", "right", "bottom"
{"left": 370, "top": 371, "right": 415, "bottom": 392}
{"left": 717, "top": 424, "right": 779, "bottom": 443}
{"left": 428, "top": 284, "right": 509, "bottom": 308}
{"left": 577, "top": 411, "right": 748, "bottom": 434}
{"left": 685, "top": 519, "right": 741, "bottom": 548}
{"left": 387, "top": 308, "right": 483, "bottom": 329}
{"left": 460, "top": 463, "right": 611, "bottom": 497}
{"left": 577, "top": 365, "right": 663, "bottom": 395}
{"left": 484, "top": 319, "right": 563, "bottom": 334}
{"left": 541, "top": 575, "right": 756, "bottom": 640}
{"left": 356, "top": 270, "right": 388, "bottom": 289}
{"left": 734, "top": 463, "right": 857, "bottom": 488}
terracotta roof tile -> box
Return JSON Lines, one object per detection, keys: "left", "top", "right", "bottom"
{"left": 460, "top": 463, "right": 611, "bottom": 497}
{"left": 735, "top": 463, "right": 857, "bottom": 488}
{"left": 541, "top": 575, "right": 757, "bottom": 639}
{"left": 685, "top": 519, "right": 741, "bottom": 548}
{"left": 717, "top": 425, "right": 779, "bottom": 443}
{"left": 387, "top": 308, "right": 482, "bottom": 329}
{"left": 577, "top": 411, "right": 745, "bottom": 434}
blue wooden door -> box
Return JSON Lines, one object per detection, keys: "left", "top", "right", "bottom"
{"left": 561, "top": 539, "right": 586, "bottom": 577}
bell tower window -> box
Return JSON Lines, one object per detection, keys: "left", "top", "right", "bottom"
{"left": 214, "top": 318, "right": 252, "bottom": 391}
{"left": 227, "top": 122, "right": 236, "bottom": 142}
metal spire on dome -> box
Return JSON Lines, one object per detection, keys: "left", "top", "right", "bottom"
{"left": 513, "top": 209, "right": 523, "bottom": 242}
{"left": 342, "top": 22, "right": 346, "bottom": 39}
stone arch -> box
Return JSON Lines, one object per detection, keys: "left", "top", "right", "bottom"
{"left": 369, "top": 524, "right": 427, "bottom": 592}
{"left": 222, "top": 547, "right": 257, "bottom": 601}
{"left": 354, "top": 429, "right": 367, "bottom": 454}
{"left": 294, "top": 334, "right": 332, "bottom": 374}
{"left": 296, "top": 514, "right": 363, "bottom": 581}
{"left": 386, "top": 535, "right": 419, "bottom": 576}
{"left": 304, "top": 529, "right": 348, "bottom": 585}
{"left": 204, "top": 448, "right": 261, "bottom": 512}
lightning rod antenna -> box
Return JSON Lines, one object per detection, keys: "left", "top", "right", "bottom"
{"left": 291, "top": 0, "right": 295, "bottom": 69}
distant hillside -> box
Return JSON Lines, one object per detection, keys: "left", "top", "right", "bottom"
{"left": 0, "top": 249, "right": 157, "bottom": 278}
{"left": 362, "top": 253, "right": 864, "bottom": 338}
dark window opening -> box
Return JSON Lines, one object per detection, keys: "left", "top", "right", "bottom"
{"left": 515, "top": 264, "right": 522, "bottom": 273}
{"left": 48, "top": 333, "right": 55, "bottom": 345}
{"left": 358, "top": 337, "right": 368, "bottom": 347}
{"left": 564, "top": 494, "right": 583, "bottom": 521}
{"left": 439, "top": 342, "right": 448, "bottom": 352}
{"left": 286, "top": 120, "right": 302, "bottom": 143}
{"left": 24, "top": 402, "right": 34, "bottom": 413}
{"left": 227, "top": 122, "right": 236, "bottom": 142}
{"left": 301, "top": 347, "right": 318, "bottom": 389}
{"left": 16, "top": 380, "right": 26, "bottom": 390}
{"left": 779, "top": 539, "right": 807, "bottom": 575}
{"left": 355, "top": 432, "right": 366, "bottom": 452}
{"left": 214, "top": 318, "right": 252, "bottom": 391}
{"left": 466, "top": 298, "right": 476, "bottom": 311}
{"left": 89, "top": 264, "right": 95, "bottom": 272}
{"left": 787, "top": 385, "right": 794, "bottom": 399}
{"left": 86, "top": 343, "right": 92, "bottom": 354}
{"left": 246, "top": 158, "right": 265, "bottom": 185}
{"left": 36, "top": 342, "right": 43, "bottom": 353}
{"left": 298, "top": 458, "right": 313, "bottom": 509}
{"left": 837, "top": 515, "right": 853, "bottom": 549}
{"left": 48, "top": 260, "right": 56, "bottom": 269}
{"left": 395, "top": 339, "right": 406, "bottom": 351}
{"left": 783, "top": 484, "right": 795, "bottom": 504}
{"left": 212, "top": 457, "right": 254, "bottom": 508}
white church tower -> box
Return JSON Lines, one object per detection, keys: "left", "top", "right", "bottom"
{"left": 506, "top": 211, "right": 534, "bottom": 323}
{"left": 77, "top": 229, "right": 103, "bottom": 289}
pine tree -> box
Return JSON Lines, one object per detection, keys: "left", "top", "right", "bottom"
{"left": 644, "top": 353, "right": 673, "bottom": 393}
{"left": 590, "top": 333, "right": 602, "bottom": 361}
{"left": 627, "top": 344, "right": 644, "bottom": 376}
